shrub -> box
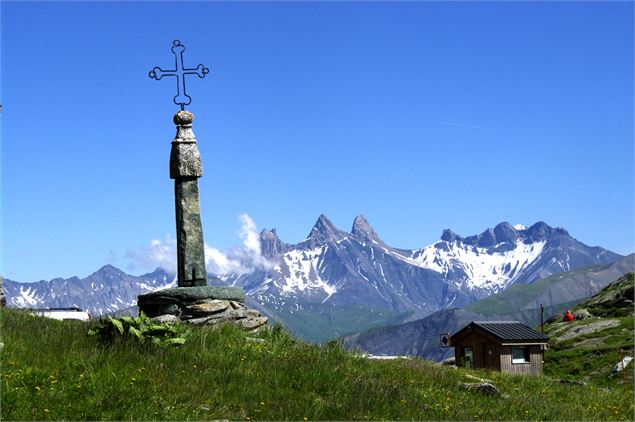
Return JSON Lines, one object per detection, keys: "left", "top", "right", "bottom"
{"left": 87, "top": 314, "right": 190, "bottom": 347}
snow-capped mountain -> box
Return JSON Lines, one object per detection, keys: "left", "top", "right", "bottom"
{"left": 3, "top": 265, "right": 175, "bottom": 316}
{"left": 411, "top": 221, "right": 618, "bottom": 297}
{"left": 2, "top": 216, "right": 621, "bottom": 341}
{"left": 224, "top": 216, "right": 621, "bottom": 317}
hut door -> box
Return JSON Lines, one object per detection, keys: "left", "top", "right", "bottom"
{"left": 484, "top": 343, "right": 497, "bottom": 369}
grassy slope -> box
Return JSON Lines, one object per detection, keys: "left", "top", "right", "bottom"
{"left": 1, "top": 308, "right": 633, "bottom": 421}
{"left": 543, "top": 273, "right": 634, "bottom": 387}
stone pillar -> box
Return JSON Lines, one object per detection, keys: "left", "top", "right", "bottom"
{"left": 170, "top": 111, "right": 207, "bottom": 287}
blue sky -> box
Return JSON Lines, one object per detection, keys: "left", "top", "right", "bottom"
{"left": 2, "top": 1, "right": 633, "bottom": 282}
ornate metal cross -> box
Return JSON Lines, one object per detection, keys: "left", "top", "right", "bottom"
{"left": 148, "top": 40, "right": 210, "bottom": 110}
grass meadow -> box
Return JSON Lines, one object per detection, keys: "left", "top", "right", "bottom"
{"left": 1, "top": 307, "right": 633, "bottom": 420}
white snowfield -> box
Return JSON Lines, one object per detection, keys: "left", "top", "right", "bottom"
{"left": 13, "top": 286, "right": 42, "bottom": 308}
{"left": 411, "top": 239, "right": 546, "bottom": 294}
{"left": 272, "top": 246, "right": 336, "bottom": 296}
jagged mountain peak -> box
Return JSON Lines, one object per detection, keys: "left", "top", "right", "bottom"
{"left": 439, "top": 221, "right": 561, "bottom": 247}
{"left": 304, "top": 214, "right": 346, "bottom": 246}
{"left": 526, "top": 221, "right": 554, "bottom": 241}
{"left": 140, "top": 267, "right": 171, "bottom": 280}
{"left": 493, "top": 222, "right": 520, "bottom": 244}
{"left": 92, "top": 264, "right": 126, "bottom": 278}
{"left": 351, "top": 215, "right": 381, "bottom": 244}
{"left": 441, "top": 229, "right": 461, "bottom": 242}
{"left": 260, "top": 228, "right": 289, "bottom": 257}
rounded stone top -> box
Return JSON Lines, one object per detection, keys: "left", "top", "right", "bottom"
{"left": 173, "top": 110, "right": 194, "bottom": 125}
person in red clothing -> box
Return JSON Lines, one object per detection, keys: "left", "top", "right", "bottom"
{"left": 563, "top": 310, "right": 575, "bottom": 322}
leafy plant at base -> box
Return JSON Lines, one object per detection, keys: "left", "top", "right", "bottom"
{"left": 88, "top": 314, "right": 190, "bottom": 347}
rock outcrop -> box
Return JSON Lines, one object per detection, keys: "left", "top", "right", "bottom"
{"left": 137, "top": 286, "right": 268, "bottom": 332}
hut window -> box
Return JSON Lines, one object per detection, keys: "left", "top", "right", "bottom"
{"left": 463, "top": 347, "right": 473, "bottom": 368}
{"left": 512, "top": 346, "right": 530, "bottom": 363}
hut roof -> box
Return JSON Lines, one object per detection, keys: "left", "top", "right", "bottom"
{"left": 451, "top": 321, "right": 549, "bottom": 344}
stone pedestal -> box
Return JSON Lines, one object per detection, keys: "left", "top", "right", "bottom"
{"left": 137, "top": 286, "right": 268, "bottom": 331}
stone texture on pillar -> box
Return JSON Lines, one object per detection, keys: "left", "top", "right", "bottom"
{"left": 171, "top": 111, "right": 207, "bottom": 287}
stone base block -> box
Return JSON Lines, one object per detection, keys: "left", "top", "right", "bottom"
{"left": 137, "top": 286, "right": 268, "bottom": 332}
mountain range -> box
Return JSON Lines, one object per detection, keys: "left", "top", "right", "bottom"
{"left": 4, "top": 266, "right": 175, "bottom": 316}
{"left": 222, "top": 216, "right": 620, "bottom": 338}
{"left": 2, "top": 216, "right": 625, "bottom": 343}
{"left": 343, "top": 253, "right": 634, "bottom": 361}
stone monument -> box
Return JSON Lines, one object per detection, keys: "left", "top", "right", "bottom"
{"left": 170, "top": 109, "right": 206, "bottom": 287}
{"left": 137, "top": 40, "right": 267, "bottom": 331}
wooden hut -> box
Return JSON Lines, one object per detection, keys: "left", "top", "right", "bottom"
{"left": 450, "top": 321, "right": 549, "bottom": 375}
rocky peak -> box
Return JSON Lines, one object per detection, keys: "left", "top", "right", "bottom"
{"left": 476, "top": 228, "right": 497, "bottom": 247}
{"left": 92, "top": 264, "right": 126, "bottom": 279}
{"left": 441, "top": 229, "right": 461, "bottom": 242}
{"left": 526, "top": 221, "right": 553, "bottom": 242}
{"left": 443, "top": 221, "right": 553, "bottom": 248}
{"left": 493, "top": 222, "right": 520, "bottom": 244}
{"left": 260, "top": 228, "right": 289, "bottom": 258}
{"left": 308, "top": 215, "right": 344, "bottom": 239}
{"left": 140, "top": 267, "right": 172, "bottom": 282}
{"left": 351, "top": 215, "right": 381, "bottom": 244}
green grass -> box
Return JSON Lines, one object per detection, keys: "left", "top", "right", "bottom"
{"left": 1, "top": 308, "right": 633, "bottom": 421}
{"left": 543, "top": 273, "right": 634, "bottom": 388}
{"left": 544, "top": 317, "right": 634, "bottom": 387}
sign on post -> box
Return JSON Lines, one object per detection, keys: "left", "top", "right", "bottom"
{"left": 440, "top": 333, "right": 451, "bottom": 347}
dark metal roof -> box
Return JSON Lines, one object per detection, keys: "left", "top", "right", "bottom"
{"left": 470, "top": 321, "right": 549, "bottom": 342}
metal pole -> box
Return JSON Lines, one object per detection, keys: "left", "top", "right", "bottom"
{"left": 540, "top": 304, "right": 544, "bottom": 334}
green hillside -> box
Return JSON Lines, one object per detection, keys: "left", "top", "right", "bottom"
{"left": 1, "top": 307, "right": 632, "bottom": 421}
{"left": 543, "top": 273, "right": 634, "bottom": 388}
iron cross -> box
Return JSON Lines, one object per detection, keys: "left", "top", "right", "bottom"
{"left": 149, "top": 40, "right": 210, "bottom": 110}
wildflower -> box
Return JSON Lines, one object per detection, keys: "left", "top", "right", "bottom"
{"left": 260, "top": 402, "right": 265, "bottom": 406}
{"left": 303, "top": 417, "right": 308, "bottom": 421}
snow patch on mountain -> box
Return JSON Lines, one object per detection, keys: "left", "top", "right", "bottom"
{"left": 275, "top": 246, "right": 337, "bottom": 296}
{"left": 13, "top": 286, "right": 43, "bottom": 308}
{"left": 412, "top": 239, "right": 547, "bottom": 293}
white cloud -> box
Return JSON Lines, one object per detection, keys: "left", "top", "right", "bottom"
{"left": 126, "top": 237, "right": 178, "bottom": 274}
{"left": 126, "top": 213, "right": 272, "bottom": 276}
